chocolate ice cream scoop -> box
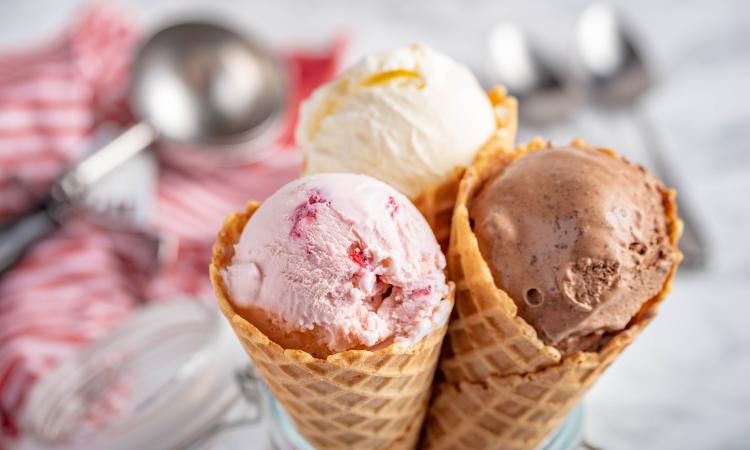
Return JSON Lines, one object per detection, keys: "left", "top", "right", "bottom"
{"left": 470, "top": 145, "right": 676, "bottom": 352}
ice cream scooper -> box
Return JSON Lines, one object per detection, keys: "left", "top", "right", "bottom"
{"left": 0, "top": 22, "right": 286, "bottom": 274}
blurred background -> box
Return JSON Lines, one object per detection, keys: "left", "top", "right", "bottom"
{"left": 0, "top": 1, "right": 748, "bottom": 449}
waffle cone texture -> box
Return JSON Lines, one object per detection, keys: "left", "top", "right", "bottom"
{"left": 210, "top": 203, "right": 453, "bottom": 450}
{"left": 421, "top": 139, "right": 683, "bottom": 450}
{"left": 414, "top": 86, "right": 518, "bottom": 249}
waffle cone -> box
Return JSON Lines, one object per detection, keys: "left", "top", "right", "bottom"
{"left": 210, "top": 203, "right": 452, "bottom": 450}
{"left": 422, "top": 139, "right": 683, "bottom": 450}
{"left": 414, "top": 87, "right": 518, "bottom": 249}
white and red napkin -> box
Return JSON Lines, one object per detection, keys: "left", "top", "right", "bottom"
{"left": 0, "top": 6, "right": 342, "bottom": 443}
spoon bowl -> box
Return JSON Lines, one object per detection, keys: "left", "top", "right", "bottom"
{"left": 575, "top": 4, "right": 650, "bottom": 107}
{"left": 132, "top": 22, "right": 286, "bottom": 145}
{"left": 486, "top": 21, "right": 575, "bottom": 124}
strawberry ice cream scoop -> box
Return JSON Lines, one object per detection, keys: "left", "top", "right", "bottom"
{"left": 222, "top": 173, "right": 451, "bottom": 357}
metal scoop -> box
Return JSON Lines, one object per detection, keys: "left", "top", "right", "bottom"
{"left": 0, "top": 22, "right": 286, "bottom": 274}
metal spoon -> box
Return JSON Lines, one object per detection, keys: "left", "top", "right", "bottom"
{"left": 575, "top": 3, "right": 706, "bottom": 269}
{"left": 0, "top": 21, "right": 287, "bottom": 275}
{"left": 485, "top": 21, "right": 576, "bottom": 124}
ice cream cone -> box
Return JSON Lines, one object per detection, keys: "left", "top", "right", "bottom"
{"left": 414, "top": 87, "right": 518, "bottom": 249}
{"left": 211, "top": 202, "right": 453, "bottom": 450}
{"left": 421, "top": 139, "right": 682, "bottom": 450}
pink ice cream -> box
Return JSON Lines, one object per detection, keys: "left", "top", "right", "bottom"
{"left": 222, "top": 173, "right": 451, "bottom": 358}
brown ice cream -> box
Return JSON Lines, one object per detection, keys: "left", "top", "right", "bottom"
{"left": 470, "top": 145, "right": 676, "bottom": 353}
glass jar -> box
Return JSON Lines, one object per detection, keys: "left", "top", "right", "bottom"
{"left": 20, "top": 300, "right": 263, "bottom": 450}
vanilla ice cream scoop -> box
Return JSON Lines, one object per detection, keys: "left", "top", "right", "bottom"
{"left": 296, "top": 43, "right": 496, "bottom": 198}
{"left": 222, "top": 173, "right": 451, "bottom": 357}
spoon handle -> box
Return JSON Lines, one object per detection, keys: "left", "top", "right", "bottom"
{"left": 632, "top": 107, "right": 707, "bottom": 270}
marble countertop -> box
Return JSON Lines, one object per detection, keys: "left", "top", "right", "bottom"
{"left": 2, "top": 1, "right": 748, "bottom": 449}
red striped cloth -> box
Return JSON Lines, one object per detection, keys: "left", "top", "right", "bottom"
{"left": 0, "top": 6, "right": 342, "bottom": 444}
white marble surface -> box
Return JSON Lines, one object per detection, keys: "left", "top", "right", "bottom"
{"left": 2, "top": 1, "right": 749, "bottom": 449}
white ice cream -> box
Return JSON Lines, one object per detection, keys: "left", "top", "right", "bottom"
{"left": 296, "top": 43, "right": 496, "bottom": 198}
